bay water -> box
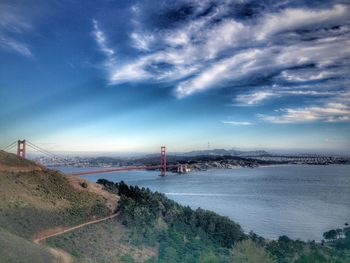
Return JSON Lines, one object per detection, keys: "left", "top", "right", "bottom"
{"left": 57, "top": 164, "right": 350, "bottom": 241}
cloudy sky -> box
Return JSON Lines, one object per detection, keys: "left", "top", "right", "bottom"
{"left": 0, "top": 0, "right": 349, "bottom": 153}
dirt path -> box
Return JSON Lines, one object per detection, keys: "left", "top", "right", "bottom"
{"left": 34, "top": 213, "right": 118, "bottom": 263}
{"left": 47, "top": 247, "right": 73, "bottom": 263}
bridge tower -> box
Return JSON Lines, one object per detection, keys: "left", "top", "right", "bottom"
{"left": 160, "top": 146, "right": 166, "bottom": 176}
{"left": 17, "top": 140, "right": 26, "bottom": 158}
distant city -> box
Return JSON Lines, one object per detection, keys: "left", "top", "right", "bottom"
{"left": 30, "top": 149, "right": 350, "bottom": 169}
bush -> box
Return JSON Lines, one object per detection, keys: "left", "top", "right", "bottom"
{"left": 81, "top": 181, "right": 88, "bottom": 188}
{"left": 230, "top": 239, "right": 276, "bottom": 263}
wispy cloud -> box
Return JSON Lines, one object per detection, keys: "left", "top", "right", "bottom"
{"left": 235, "top": 86, "right": 337, "bottom": 106}
{"left": 0, "top": 2, "right": 33, "bottom": 57}
{"left": 92, "top": 1, "right": 350, "bottom": 123}
{"left": 0, "top": 35, "right": 32, "bottom": 57}
{"left": 259, "top": 92, "right": 350, "bottom": 123}
{"left": 236, "top": 90, "right": 278, "bottom": 106}
{"left": 130, "top": 32, "right": 154, "bottom": 51}
{"left": 92, "top": 19, "right": 152, "bottom": 84}
{"left": 92, "top": 19, "right": 114, "bottom": 58}
{"left": 222, "top": 121, "right": 253, "bottom": 126}
{"left": 259, "top": 103, "right": 350, "bottom": 123}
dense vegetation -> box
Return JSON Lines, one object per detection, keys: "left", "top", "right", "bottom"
{"left": 98, "top": 179, "right": 245, "bottom": 262}
{"left": 97, "top": 180, "right": 350, "bottom": 263}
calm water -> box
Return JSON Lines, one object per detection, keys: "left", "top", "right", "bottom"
{"left": 57, "top": 165, "right": 350, "bottom": 241}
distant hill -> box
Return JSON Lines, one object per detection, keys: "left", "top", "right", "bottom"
{"left": 181, "top": 148, "right": 270, "bottom": 157}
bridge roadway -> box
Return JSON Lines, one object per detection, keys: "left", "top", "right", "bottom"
{"left": 69, "top": 164, "right": 178, "bottom": 176}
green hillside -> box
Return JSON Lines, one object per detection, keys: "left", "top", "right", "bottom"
{"left": 0, "top": 152, "right": 111, "bottom": 239}
{"left": 0, "top": 151, "right": 113, "bottom": 262}
{"left": 0, "top": 227, "right": 54, "bottom": 263}
{"left": 0, "top": 150, "right": 43, "bottom": 171}
{"left": 1, "top": 151, "right": 349, "bottom": 263}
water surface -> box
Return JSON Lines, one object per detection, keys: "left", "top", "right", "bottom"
{"left": 58, "top": 165, "right": 350, "bottom": 241}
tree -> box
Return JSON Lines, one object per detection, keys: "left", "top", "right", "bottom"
{"left": 323, "top": 230, "right": 338, "bottom": 241}
{"left": 336, "top": 228, "right": 343, "bottom": 239}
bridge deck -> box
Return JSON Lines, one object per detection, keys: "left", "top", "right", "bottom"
{"left": 69, "top": 164, "right": 178, "bottom": 176}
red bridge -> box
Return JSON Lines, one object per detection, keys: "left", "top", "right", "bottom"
{"left": 2, "top": 140, "right": 186, "bottom": 176}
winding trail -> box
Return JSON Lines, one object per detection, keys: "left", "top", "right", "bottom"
{"left": 33, "top": 213, "right": 118, "bottom": 263}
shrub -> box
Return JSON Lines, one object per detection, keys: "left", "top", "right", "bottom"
{"left": 230, "top": 239, "right": 276, "bottom": 263}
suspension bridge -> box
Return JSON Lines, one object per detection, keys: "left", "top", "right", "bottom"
{"left": 2, "top": 140, "right": 188, "bottom": 176}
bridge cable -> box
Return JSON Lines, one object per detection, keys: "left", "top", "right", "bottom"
{"left": 26, "top": 141, "right": 82, "bottom": 166}
{"left": 1, "top": 141, "right": 17, "bottom": 151}
{"left": 26, "top": 144, "right": 70, "bottom": 165}
{"left": 26, "top": 141, "right": 67, "bottom": 162}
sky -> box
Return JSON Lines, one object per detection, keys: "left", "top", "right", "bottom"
{"left": 0, "top": 0, "right": 349, "bottom": 154}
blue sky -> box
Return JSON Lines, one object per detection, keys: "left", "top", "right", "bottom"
{"left": 0, "top": 0, "right": 349, "bottom": 154}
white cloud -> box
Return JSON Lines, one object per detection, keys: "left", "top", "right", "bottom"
{"left": 204, "top": 19, "right": 246, "bottom": 58}
{"left": 222, "top": 120, "right": 253, "bottom": 126}
{"left": 93, "top": 1, "right": 350, "bottom": 112}
{"left": 235, "top": 86, "right": 338, "bottom": 106}
{"left": 283, "top": 90, "right": 333, "bottom": 96}
{"left": 281, "top": 70, "right": 332, "bottom": 82}
{"left": 110, "top": 60, "right": 151, "bottom": 84}
{"left": 257, "top": 4, "right": 349, "bottom": 40}
{"left": 93, "top": 19, "right": 155, "bottom": 84}
{"left": 92, "top": 19, "right": 115, "bottom": 58}
{"left": 164, "top": 30, "right": 190, "bottom": 47}
{"left": 175, "top": 34, "right": 350, "bottom": 98}
{"left": 130, "top": 32, "right": 154, "bottom": 50}
{"left": 236, "top": 91, "right": 277, "bottom": 105}
{"left": 175, "top": 48, "right": 263, "bottom": 97}
{"left": 259, "top": 100, "right": 350, "bottom": 123}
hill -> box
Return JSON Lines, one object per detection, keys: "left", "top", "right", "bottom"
{"left": 180, "top": 149, "right": 270, "bottom": 157}
{"left": 0, "top": 227, "right": 54, "bottom": 263}
{"left": 0, "top": 151, "right": 120, "bottom": 262}
{"left": 1, "top": 151, "right": 349, "bottom": 262}
{"left": 0, "top": 150, "right": 44, "bottom": 172}
{"left": 0, "top": 150, "right": 116, "bottom": 239}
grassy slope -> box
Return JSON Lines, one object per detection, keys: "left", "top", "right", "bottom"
{"left": 0, "top": 151, "right": 155, "bottom": 262}
{"left": 0, "top": 150, "right": 44, "bottom": 171}
{"left": 0, "top": 169, "right": 111, "bottom": 239}
{"left": 0, "top": 227, "right": 54, "bottom": 263}
{"left": 0, "top": 151, "right": 110, "bottom": 261}
{"left": 46, "top": 217, "right": 157, "bottom": 263}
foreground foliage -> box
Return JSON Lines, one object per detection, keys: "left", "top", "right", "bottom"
{"left": 230, "top": 239, "right": 276, "bottom": 263}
